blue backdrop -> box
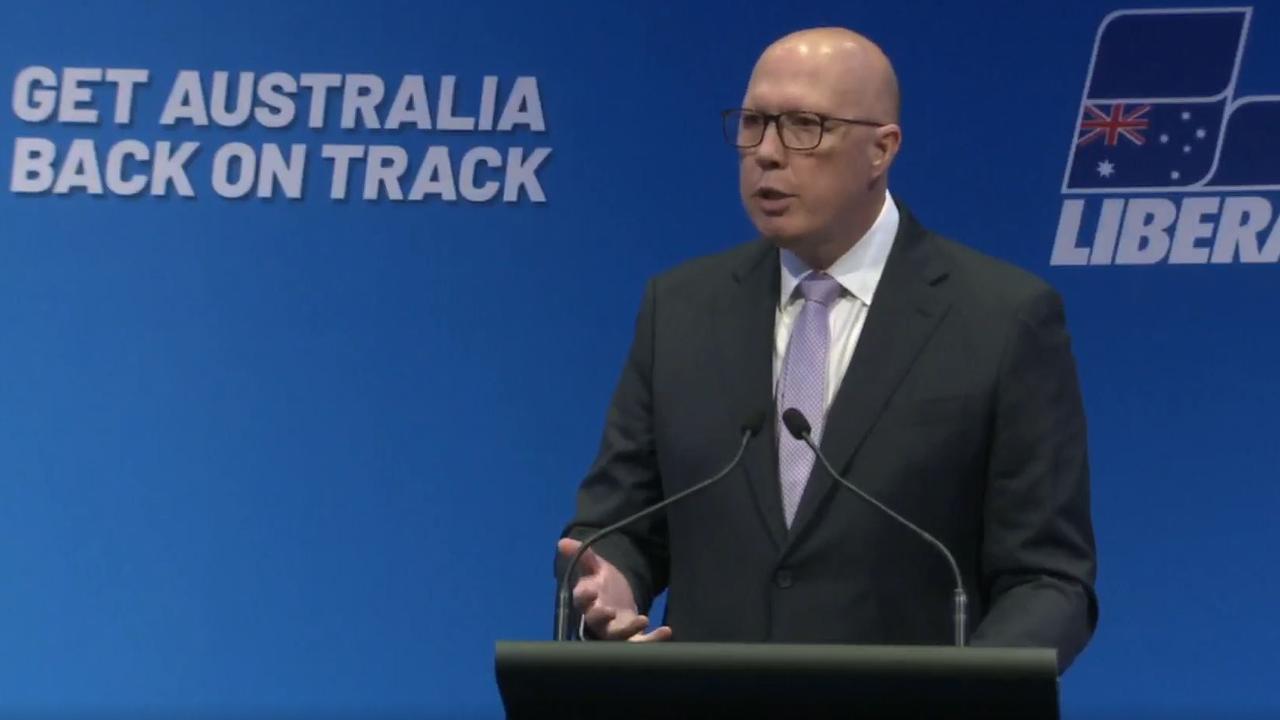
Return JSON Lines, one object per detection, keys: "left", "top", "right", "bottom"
{"left": 2, "top": 1, "right": 1278, "bottom": 717}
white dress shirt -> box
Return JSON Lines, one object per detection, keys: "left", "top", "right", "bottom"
{"left": 773, "top": 192, "right": 899, "bottom": 411}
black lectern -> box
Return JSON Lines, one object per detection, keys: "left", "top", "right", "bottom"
{"left": 495, "top": 641, "right": 1058, "bottom": 719}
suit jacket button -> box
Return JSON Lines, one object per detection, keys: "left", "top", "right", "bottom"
{"left": 774, "top": 570, "right": 793, "bottom": 588}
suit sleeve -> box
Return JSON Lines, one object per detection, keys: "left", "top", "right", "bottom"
{"left": 556, "top": 277, "right": 669, "bottom": 615}
{"left": 969, "top": 287, "right": 1099, "bottom": 671}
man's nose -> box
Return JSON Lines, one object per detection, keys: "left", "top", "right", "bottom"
{"left": 752, "top": 120, "right": 786, "bottom": 169}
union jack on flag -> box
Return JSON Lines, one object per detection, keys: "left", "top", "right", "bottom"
{"left": 1077, "top": 104, "right": 1150, "bottom": 147}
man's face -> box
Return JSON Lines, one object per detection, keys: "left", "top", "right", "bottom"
{"left": 737, "top": 48, "right": 883, "bottom": 252}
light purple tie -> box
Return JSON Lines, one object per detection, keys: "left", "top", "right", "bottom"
{"left": 778, "top": 272, "right": 842, "bottom": 527}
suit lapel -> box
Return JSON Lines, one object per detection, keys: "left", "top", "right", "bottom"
{"left": 716, "top": 241, "right": 788, "bottom": 550}
{"left": 784, "top": 210, "right": 953, "bottom": 547}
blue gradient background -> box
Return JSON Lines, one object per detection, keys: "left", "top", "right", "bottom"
{"left": 1, "top": 1, "right": 1278, "bottom": 717}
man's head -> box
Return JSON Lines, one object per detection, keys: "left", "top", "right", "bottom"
{"left": 734, "top": 28, "right": 902, "bottom": 268}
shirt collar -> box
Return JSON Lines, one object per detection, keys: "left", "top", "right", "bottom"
{"left": 779, "top": 190, "right": 900, "bottom": 309}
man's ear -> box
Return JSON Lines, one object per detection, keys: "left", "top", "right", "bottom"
{"left": 869, "top": 123, "right": 902, "bottom": 180}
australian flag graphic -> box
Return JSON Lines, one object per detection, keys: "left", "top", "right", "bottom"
{"left": 1065, "top": 8, "right": 1280, "bottom": 191}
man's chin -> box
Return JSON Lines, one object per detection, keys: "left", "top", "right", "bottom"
{"left": 749, "top": 213, "right": 822, "bottom": 250}
{"left": 759, "top": 228, "right": 807, "bottom": 249}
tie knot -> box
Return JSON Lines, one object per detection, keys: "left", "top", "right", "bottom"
{"left": 797, "top": 273, "right": 842, "bottom": 306}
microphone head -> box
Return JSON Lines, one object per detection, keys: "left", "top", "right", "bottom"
{"left": 741, "top": 409, "right": 768, "bottom": 437}
{"left": 781, "top": 408, "right": 811, "bottom": 440}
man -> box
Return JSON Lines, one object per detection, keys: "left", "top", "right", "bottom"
{"left": 556, "top": 27, "right": 1097, "bottom": 670}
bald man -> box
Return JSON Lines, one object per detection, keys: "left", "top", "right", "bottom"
{"left": 557, "top": 28, "right": 1097, "bottom": 671}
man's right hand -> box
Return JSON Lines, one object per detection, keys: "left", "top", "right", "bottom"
{"left": 557, "top": 538, "right": 673, "bottom": 642}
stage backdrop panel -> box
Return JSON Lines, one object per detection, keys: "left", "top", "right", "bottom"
{"left": 1, "top": 1, "right": 1277, "bottom": 717}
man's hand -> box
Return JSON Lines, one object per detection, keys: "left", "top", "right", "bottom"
{"left": 557, "top": 538, "right": 673, "bottom": 642}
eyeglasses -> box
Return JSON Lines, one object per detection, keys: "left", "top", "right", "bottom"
{"left": 722, "top": 108, "right": 888, "bottom": 150}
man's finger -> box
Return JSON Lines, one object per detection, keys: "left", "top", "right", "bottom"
{"left": 571, "top": 578, "right": 600, "bottom": 609}
{"left": 627, "top": 625, "right": 673, "bottom": 643}
{"left": 584, "top": 603, "right": 620, "bottom": 630}
{"left": 604, "top": 612, "right": 648, "bottom": 640}
{"left": 556, "top": 538, "right": 601, "bottom": 575}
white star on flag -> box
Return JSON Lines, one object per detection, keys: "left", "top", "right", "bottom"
{"left": 1096, "top": 159, "right": 1116, "bottom": 178}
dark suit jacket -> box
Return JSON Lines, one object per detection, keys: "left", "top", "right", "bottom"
{"left": 561, "top": 203, "right": 1098, "bottom": 670}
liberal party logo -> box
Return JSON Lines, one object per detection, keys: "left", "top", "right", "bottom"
{"left": 1052, "top": 7, "right": 1280, "bottom": 265}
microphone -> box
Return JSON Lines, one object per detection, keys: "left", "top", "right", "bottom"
{"left": 555, "top": 411, "right": 767, "bottom": 642}
{"left": 781, "top": 408, "right": 969, "bottom": 647}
